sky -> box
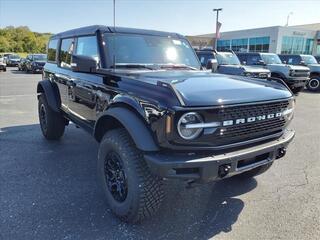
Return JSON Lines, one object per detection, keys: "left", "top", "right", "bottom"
{"left": 0, "top": 0, "right": 319, "bottom": 35}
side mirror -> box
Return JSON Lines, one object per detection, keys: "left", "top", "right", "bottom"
{"left": 242, "top": 61, "right": 247, "bottom": 65}
{"left": 257, "top": 59, "right": 265, "bottom": 65}
{"left": 71, "top": 55, "right": 97, "bottom": 73}
{"left": 282, "top": 60, "right": 287, "bottom": 64}
{"left": 206, "top": 58, "right": 218, "bottom": 72}
{"left": 300, "top": 60, "right": 306, "bottom": 66}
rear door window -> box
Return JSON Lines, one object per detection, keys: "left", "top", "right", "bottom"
{"left": 59, "top": 38, "right": 74, "bottom": 69}
{"left": 75, "top": 36, "right": 99, "bottom": 61}
{"left": 246, "top": 54, "right": 261, "bottom": 65}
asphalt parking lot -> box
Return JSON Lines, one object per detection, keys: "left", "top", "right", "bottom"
{"left": 0, "top": 67, "right": 320, "bottom": 240}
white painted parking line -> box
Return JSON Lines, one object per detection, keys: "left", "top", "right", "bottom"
{"left": 0, "top": 94, "right": 35, "bottom": 98}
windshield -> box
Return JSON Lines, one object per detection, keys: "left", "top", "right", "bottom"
{"left": 261, "top": 54, "right": 282, "bottom": 64}
{"left": 216, "top": 52, "right": 240, "bottom": 65}
{"left": 104, "top": 34, "right": 200, "bottom": 69}
{"left": 33, "top": 54, "right": 47, "bottom": 61}
{"left": 9, "top": 55, "right": 20, "bottom": 59}
{"left": 301, "top": 55, "right": 317, "bottom": 64}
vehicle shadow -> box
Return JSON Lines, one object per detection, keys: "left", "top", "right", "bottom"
{"left": 0, "top": 124, "right": 257, "bottom": 240}
{"left": 9, "top": 69, "right": 28, "bottom": 74}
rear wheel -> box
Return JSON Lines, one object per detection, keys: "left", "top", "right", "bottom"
{"left": 38, "top": 94, "right": 65, "bottom": 140}
{"left": 237, "top": 162, "right": 273, "bottom": 179}
{"left": 98, "top": 128, "right": 164, "bottom": 223}
{"left": 307, "top": 77, "right": 320, "bottom": 91}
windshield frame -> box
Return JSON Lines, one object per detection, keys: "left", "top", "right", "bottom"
{"left": 301, "top": 55, "right": 318, "bottom": 65}
{"left": 102, "top": 32, "right": 201, "bottom": 70}
{"left": 260, "top": 53, "right": 282, "bottom": 64}
{"left": 216, "top": 52, "right": 241, "bottom": 65}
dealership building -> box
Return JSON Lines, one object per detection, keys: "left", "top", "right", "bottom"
{"left": 188, "top": 23, "right": 320, "bottom": 55}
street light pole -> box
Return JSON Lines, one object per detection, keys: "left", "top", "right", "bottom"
{"left": 286, "top": 12, "right": 293, "bottom": 26}
{"left": 213, "top": 8, "right": 222, "bottom": 50}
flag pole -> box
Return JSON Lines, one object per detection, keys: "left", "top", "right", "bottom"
{"left": 213, "top": 8, "right": 222, "bottom": 50}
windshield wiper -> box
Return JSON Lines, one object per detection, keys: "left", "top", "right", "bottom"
{"left": 111, "top": 63, "right": 158, "bottom": 70}
{"left": 158, "top": 64, "right": 197, "bottom": 70}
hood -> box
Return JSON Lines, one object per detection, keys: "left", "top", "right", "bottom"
{"left": 267, "top": 63, "right": 308, "bottom": 70}
{"left": 122, "top": 70, "right": 292, "bottom": 107}
{"left": 241, "top": 65, "right": 270, "bottom": 73}
{"left": 34, "top": 61, "right": 46, "bottom": 65}
{"left": 307, "top": 64, "right": 320, "bottom": 71}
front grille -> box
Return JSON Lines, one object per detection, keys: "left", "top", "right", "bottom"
{"left": 216, "top": 100, "right": 289, "bottom": 141}
{"left": 293, "top": 69, "right": 309, "bottom": 77}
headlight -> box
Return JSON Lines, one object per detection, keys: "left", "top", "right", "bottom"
{"left": 289, "top": 69, "right": 294, "bottom": 76}
{"left": 177, "top": 112, "right": 203, "bottom": 140}
{"left": 244, "top": 72, "right": 252, "bottom": 77}
{"left": 283, "top": 100, "right": 295, "bottom": 121}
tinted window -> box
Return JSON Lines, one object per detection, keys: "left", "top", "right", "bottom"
{"left": 59, "top": 38, "right": 74, "bottom": 68}
{"left": 76, "top": 36, "right": 99, "bottom": 60}
{"left": 246, "top": 54, "right": 262, "bottom": 65}
{"left": 47, "top": 39, "right": 58, "bottom": 62}
{"left": 260, "top": 54, "right": 282, "bottom": 64}
{"left": 286, "top": 56, "right": 301, "bottom": 65}
{"left": 197, "top": 52, "right": 214, "bottom": 67}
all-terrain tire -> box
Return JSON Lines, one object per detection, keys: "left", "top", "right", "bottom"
{"left": 306, "top": 77, "right": 320, "bottom": 91}
{"left": 237, "top": 162, "right": 273, "bottom": 179}
{"left": 97, "top": 128, "right": 164, "bottom": 223}
{"left": 38, "top": 94, "right": 65, "bottom": 140}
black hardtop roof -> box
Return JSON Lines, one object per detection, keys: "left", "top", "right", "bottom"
{"left": 50, "top": 25, "right": 183, "bottom": 39}
{"left": 236, "top": 52, "right": 261, "bottom": 55}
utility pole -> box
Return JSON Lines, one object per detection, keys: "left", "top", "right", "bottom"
{"left": 213, "top": 8, "right": 222, "bottom": 50}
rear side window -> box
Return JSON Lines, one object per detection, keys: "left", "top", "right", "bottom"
{"left": 76, "top": 36, "right": 99, "bottom": 60}
{"left": 59, "top": 38, "right": 74, "bottom": 68}
{"left": 47, "top": 39, "right": 58, "bottom": 62}
{"left": 287, "top": 56, "right": 301, "bottom": 65}
{"left": 246, "top": 54, "right": 261, "bottom": 65}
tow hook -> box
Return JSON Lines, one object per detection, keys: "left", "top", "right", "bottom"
{"left": 218, "top": 164, "right": 231, "bottom": 178}
{"left": 276, "top": 148, "right": 286, "bottom": 159}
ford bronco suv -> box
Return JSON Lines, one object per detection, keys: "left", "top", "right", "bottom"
{"left": 237, "top": 52, "right": 310, "bottom": 94}
{"left": 279, "top": 54, "right": 320, "bottom": 92}
{"left": 37, "top": 25, "right": 295, "bottom": 223}
{"left": 196, "top": 49, "right": 270, "bottom": 78}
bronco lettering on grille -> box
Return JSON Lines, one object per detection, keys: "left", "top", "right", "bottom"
{"left": 223, "top": 112, "right": 283, "bottom": 126}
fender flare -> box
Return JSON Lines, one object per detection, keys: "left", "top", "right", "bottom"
{"left": 37, "top": 80, "right": 61, "bottom": 112}
{"left": 271, "top": 71, "right": 286, "bottom": 80}
{"left": 94, "top": 107, "right": 159, "bottom": 152}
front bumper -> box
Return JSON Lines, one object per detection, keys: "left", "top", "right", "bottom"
{"left": 32, "top": 66, "right": 44, "bottom": 72}
{"left": 144, "top": 129, "right": 295, "bottom": 182}
{"left": 286, "top": 77, "right": 308, "bottom": 88}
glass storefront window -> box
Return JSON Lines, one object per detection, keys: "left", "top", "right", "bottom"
{"left": 281, "top": 36, "right": 315, "bottom": 54}
{"left": 249, "top": 37, "right": 270, "bottom": 52}
{"left": 217, "top": 40, "right": 231, "bottom": 51}
{"left": 231, "top": 38, "right": 248, "bottom": 52}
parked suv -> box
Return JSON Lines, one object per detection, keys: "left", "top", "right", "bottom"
{"left": 0, "top": 54, "right": 7, "bottom": 72}
{"left": 279, "top": 54, "right": 320, "bottom": 91}
{"left": 315, "top": 56, "right": 320, "bottom": 64}
{"left": 197, "top": 50, "right": 270, "bottom": 78}
{"left": 25, "top": 54, "right": 47, "bottom": 73}
{"left": 237, "top": 52, "right": 310, "bottom": 94}
{"left": 38, "top": 25, "right": 295, "bottom": 223}
{"left": 6, "top": 54, "right": 21, "bottom": 67}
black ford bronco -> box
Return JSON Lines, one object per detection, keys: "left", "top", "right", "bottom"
{"left": 37, "top": 25, "right": 295, "bottom": 223}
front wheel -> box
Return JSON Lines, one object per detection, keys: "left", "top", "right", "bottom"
{"left": 98, "top": 128, "right": 164, "bottom": 223}
{"left": 38, "top": 94, "right": 66, "bottom": 140}
{"left": 307, "top": 77, "right": 320, "bottom": 91}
